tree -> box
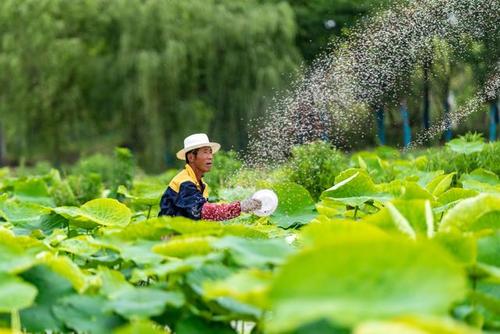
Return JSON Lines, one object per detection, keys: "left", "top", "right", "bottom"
{"left": 0, "top": 0, "right": 301, "bottom": 171}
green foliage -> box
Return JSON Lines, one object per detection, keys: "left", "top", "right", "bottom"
{"left": 321, "top": 168, "right": 392, "bottom": 207}
{"left": 287, "top": 141, "right": 348, "bottom": 200}
{"left": 0, "top": 0, "right": 300, "bottom": 171}
{"left": 267, "top": 231, "right": 466, "bottom": 332}
{"left": 425, "top": 133, "right": 500, "bottom": 176}
{"left": 271, "top": 182, "right": 317, "bottom": 229}
{"left": 0, "top": 145, "right": 497, "bottom": 333}
{"left": 67, "top": 173, "right": 103, "bottom": 205}
{"left": 447, "top": 133, "right": 486, "bottom": 155}
{"left": 54, "top": 198, "right": 132, "bottom": 229}
{"left": 0, "top": 274, "right": 38, "bottom": 312}
{"left": 68, "top": 147, "right": 135, "bottom": 202}
{"left": 71, "top": 154, "right": 116, "bottom": 186}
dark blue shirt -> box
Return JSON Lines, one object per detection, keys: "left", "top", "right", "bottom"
{"left": 158, "top": 165, "right": 209, "bottom": 220}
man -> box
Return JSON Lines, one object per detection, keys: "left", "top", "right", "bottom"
{"left": 158, "top": 133, "right": 261, "bottom": 220}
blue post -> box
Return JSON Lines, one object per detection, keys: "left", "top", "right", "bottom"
{"left": 375, "top": 106, "right": 386, "bottom": 145}
{"left": 489, "top": 100, "right": 498, "bottom": 142}
{"left": 400, "top": 99, "right": 411, "bottom": 148}
{"left": 423, "top": 62, "right": 431, "bottom": 131}
{"left": 443, "top": 95, "right": 452, "bottom": 142}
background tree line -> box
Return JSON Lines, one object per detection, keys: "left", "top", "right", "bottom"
{"left": 0, "top": 0, "right": 497, "bottom": 172}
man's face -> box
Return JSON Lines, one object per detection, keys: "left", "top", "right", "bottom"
{"left": 190, "top": 146, "right": 213, "bottom": 173}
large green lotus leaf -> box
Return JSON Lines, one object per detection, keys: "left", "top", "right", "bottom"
{"left": 100, "top": 267, "right": 185, "bottom": 318}
{"left": 439, "top": 194, "right": 500, "bottom": 233}
{"left": 186, "top": 263, "right": 260, "bottom": 318}
{"left": 384, "top": 180, "right": 434, "bottom": 201}
{"left": 36, "top": 213, "right": 68, "bottom": 236}
{"left": 53, "top": 294, "right": 124, "bottom": 334}
{"left": 0, "top": 274, "right": 38, "bottom": 312}
{"left": 214, "top": 236, "right": 294, "bottom": 267}
{"left": 477, "top": 231, "right": 500, "bottom": 268}
{"left": 354, "top": 153, "right": 391, "bottom": 182}
{"left": 13, "top": 178, "right": 55, "bottom": 207}
{"left": 301, "top": 219, "right": 387, "bottom": 247}
{"left": 185, "top": 263, "right": 234, "bottom": 295}
{"left": 426, "top": 173, "right": 455, "bottom": 197}
{"left": 117, "top": 182, "right": 165, "bottom": 206}
{"left": 20, "top": 265, "right": 75, "bottom": 332}
{"left": 220, "top": 223, "right": 269, "bottom": 239}
{"left": 389, "top": 200, "right": 434, "bottom": 237}
{"left": 460, "top": 168, "right": 500, "bottom": 194}
{"left": 204, "top": 268, "right": 272, "bottom": 308}
{"left": 0, "top": 196, "right": 51, "bottom": 226}
{"left": 354, "top": 316, "right": 480, "bottom": 334}
{"left": 435, "top": 188, "right": 479, "bottom": 213}
{"left": 414, "top": 170, "right": 445, "bottom": 188}
{"left": 0, "top": 228, "right": 41, "bottom": 274}
{"left": 54, "top": 198, "right": 132, "bottom": 229}
{"left": 467, "top": 279, "right": 500, "bottom": 329}
{"left": 362, "top": 200, "right": 434, "bottom": 238}
{"left": 153, "top": 235, "right": 216, "bottom": 258}
{"left": 38, "top": 252, "right": 88, "bottom": 293}
{"left": 108, "top": 216, "right": 269, "bottom": 242}
{"left": 446, "top": 137, "right": 485, "bottom": 155}
{"left": 0, "top": 196, "right": 55, "bottom": 235}
{"left": 461, "top": 169, "right": 499, "bottom": 186}
{"left": 321, "top": 169, "right": 392, "bottom": 207}
{"left": 267, "top": 234, "right": 467, "bottom": 332}
{"left": 113, "top": 319, "right": 168, "bottom": 334}
{"left": 315, "top": 198, "right": 347, "bottom": 218}
{"left": 164, "top": 216, "right": 269, "bottom": 238}
{"left": 43, "top": 228, "right": 68, "bottom": 247}
{"left": 271, "top": 182, "right": 317, "bottom": 229}
{"left": 98, "top": 266, "right": 130, "bottom": 297}
{"left": 460, "top": 179, "right": 500, "bottom": 194}
{"left": 103, "top": 217, "right": 175, "bottom": 241}
{"left": 113, "top": 240, "right": 164, "bottom": 265}
{"left": 434, "top": 232, "right": 477, "bottom": 265}
{"left": 107, "top": 287, "right": 184, "bottom": 319}
{"left": 58, "top": 237, "right": 119, "bottom": 265}
{"left": 130, "top": 253, "right": 224, "bottom": 283}
{"left": 352, "top": 152, "right": 383, "bottom": 170}
{"left": 158, "top": 217, "right": 222, "bottom": 235}
{"left": 58, "top": 235, "right": 105, "bottom": 257}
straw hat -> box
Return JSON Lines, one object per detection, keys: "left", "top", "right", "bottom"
{"left": 176, "top": 133, "right": 221, "bottom": 160}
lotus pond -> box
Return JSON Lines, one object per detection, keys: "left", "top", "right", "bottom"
{"left": 0, "top": 137, "right": 499, "bottom": 333}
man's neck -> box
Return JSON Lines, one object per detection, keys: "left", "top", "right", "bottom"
{"left": 188, "top": 163, "right": 203, "bottom": 182}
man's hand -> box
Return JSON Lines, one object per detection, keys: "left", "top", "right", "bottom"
{"left": 240, "top": 198, "right": 262, "bottom": 213}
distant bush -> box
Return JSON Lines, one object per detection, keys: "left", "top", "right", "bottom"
{"left": 69, "top": 147, "right": 135, "bottom": 201}
{"left": 70, "top": 154, "right": 115, "bottom": 185}
{"left": 67, "top": 173, "right": 103, "bottom": 204}
{"left": 287, "top": 141, "right": 348, "bottom": 200}
{"left": 425, "top": 133, "right": 500, "bottom": 176}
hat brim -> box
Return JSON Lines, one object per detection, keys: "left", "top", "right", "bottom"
{"left": 176, "top": 142, "right": 221, "bottom": 160}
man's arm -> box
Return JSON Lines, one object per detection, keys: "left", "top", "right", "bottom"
{"left": 175, "top": 182, "right": 241, "bottom": 221}
{"left": 201, "top": 197, "right": 261, "bottom": 221}
{"left": 176, "top": 182, "right": 260, "bottom": 221}
{"left": 201, "top": 202, "right": 241, "bottom": 221}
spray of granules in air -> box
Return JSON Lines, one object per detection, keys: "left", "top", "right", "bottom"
{"left": 245, "top": 0, "right": 499, "bottom": 167}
